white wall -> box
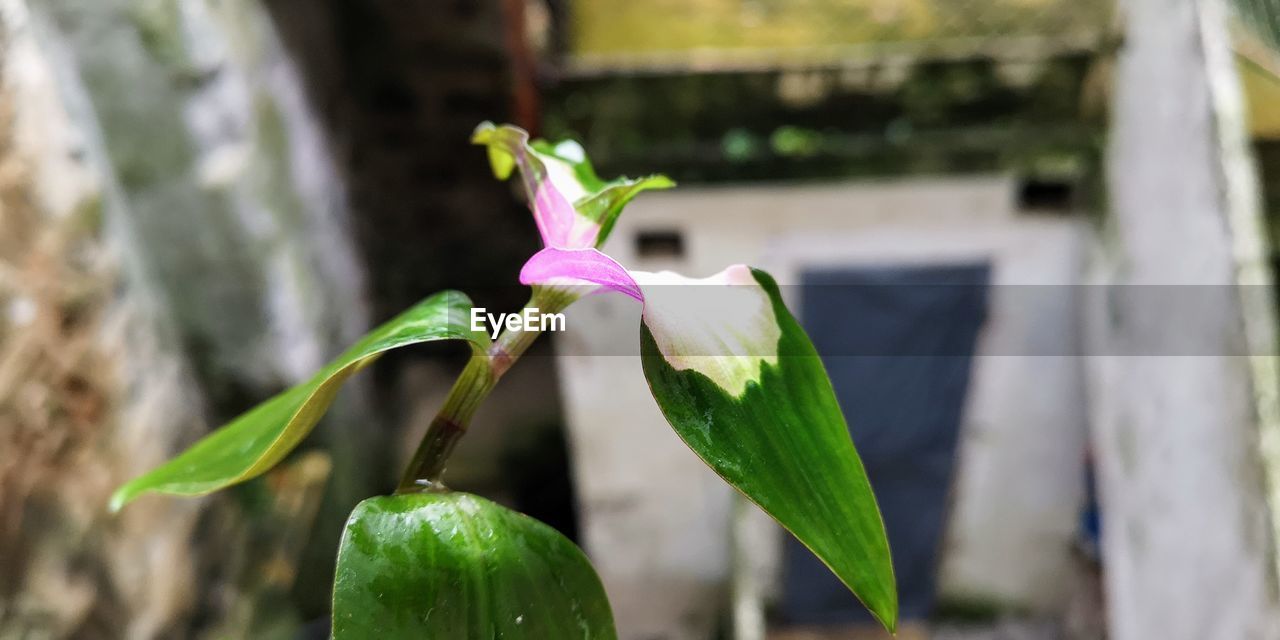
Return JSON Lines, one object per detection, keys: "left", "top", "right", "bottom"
{"left": 554, "top": 176, "right": 1091, "bottom": 638}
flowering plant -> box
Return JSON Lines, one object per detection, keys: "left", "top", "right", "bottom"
{"left": 111, "top": 123, "right": 896, "bottom": 638}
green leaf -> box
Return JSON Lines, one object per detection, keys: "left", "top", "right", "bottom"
{"left": 333, "top": 492, "right": 616, "bottom": 639}
{"left": 472, "top": 122, "right": 673, "bottom": 248}
{"left": 579, "top": 174, "right": 676, "bottom": 247}
{"left": 110, "top": 291, "right": 489, "bottom": 511}
{"left": 639, "top": 268, "right": 898, "bottom": 631}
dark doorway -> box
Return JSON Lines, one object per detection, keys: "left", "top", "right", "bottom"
{"left": 782, "top": 262, "right": 990, "bottom": 625}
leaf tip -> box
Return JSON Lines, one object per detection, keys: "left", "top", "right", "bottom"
{"left": 866, "top": 581, "right": 899, "bottom": 635}
{"left": 879, "top": 610, "right": 899, "bottom": 635}
{"left": 108, "top": 486, "right": 134, "bottom": 513}
{"left": 648, "top": 174, "right": 677, "bottom": 189}
{"left": 470, "top": 121, "right": 498, "bottom": 144}
{"left": 470, "top": 121, "right": 518, "bottom": 180}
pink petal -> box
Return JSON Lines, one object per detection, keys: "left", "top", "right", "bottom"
{"left": 474, "top": 123, "right": 599, "bottom": 249}
{"left": 519, "top": 248, "right": 643, "bottom": 301}
{"left": 532, "top": 181, "right": 600, "bottom": 249}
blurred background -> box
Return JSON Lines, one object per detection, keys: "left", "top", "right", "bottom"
{"left": 1, "top": 0, "right": 1279, "bottom": 638}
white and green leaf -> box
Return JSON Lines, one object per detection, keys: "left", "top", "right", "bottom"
{"left": 639, "top": 267, "right": 898, "bottom": 631}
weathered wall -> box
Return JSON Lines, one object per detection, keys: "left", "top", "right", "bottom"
{"left": 0, "top": 10, "right": 209, "bottom": 636}
{"left": 0, "top": 0, "right": 373, "bottom": 634}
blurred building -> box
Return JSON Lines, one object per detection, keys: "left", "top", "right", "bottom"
{"left": 533, "top": 0, "right": 1280, "bottom": 639}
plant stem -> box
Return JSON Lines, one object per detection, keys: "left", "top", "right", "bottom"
{"left": 395, "top": 287, "right": 574, "bottom": 492}
{"left": 395, "top": 355, "right": 493, "bottom": 492}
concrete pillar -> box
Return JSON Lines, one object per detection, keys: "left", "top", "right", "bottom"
{"left": 1092, "top": 0, "right": 1280, "bottom": 637}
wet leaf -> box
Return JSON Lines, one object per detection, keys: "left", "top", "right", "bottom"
{"left": 111, "top": 291, "right": 489, "bottom": 510}
{"left": 333, "top": 492, "right": 616, "bottom": 639}
{"left": 640, "top": 268, "right": 898, "bottom": 631}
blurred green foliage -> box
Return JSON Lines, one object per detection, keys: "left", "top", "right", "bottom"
{"left": 544, "top": 56, "right": 1104, "bottom": 184}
